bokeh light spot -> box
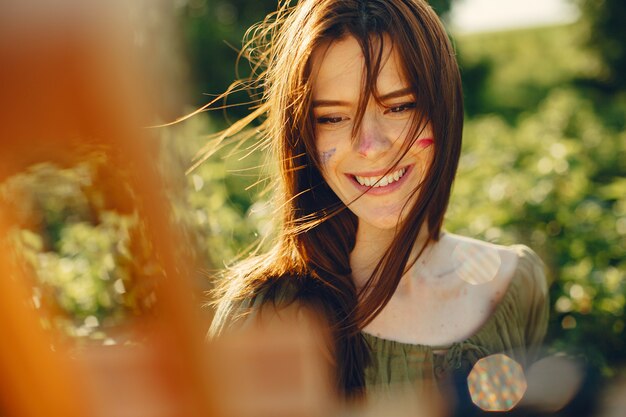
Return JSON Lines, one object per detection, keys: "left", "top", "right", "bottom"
{"left": 467, "top": 354, "right": 527, "bottom": 412}
{"left": 569, "top": 283, "right": 585, "bottom": 300}
{"left": 523, "top": 355, "right": 584, "bottom": 412}
{"left": 561, "top": 315, "right": 577, "bottom": 329}
{"left": 84, "top": 316, "right": 99, "bottom": 328}
{"left": 452, "top": 241, "right": 501, "bottom": 285}
{"left": 555, "top": 296, "right": 573, "bottom": 313}
{"left": 113, "top": 278, "right": 126, "bottom": 294}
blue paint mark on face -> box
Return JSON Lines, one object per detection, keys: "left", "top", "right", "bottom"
{"left": 320, "top": 148, "right": 336, "bottom": 165}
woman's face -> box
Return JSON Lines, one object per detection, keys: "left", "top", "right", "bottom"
{"left": 310, "top": 34, "right": 434, "bottom": 230}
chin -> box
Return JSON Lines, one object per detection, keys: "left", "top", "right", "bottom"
{"left": 366, "top": 219, "right": 402, "bottom": 230}
{"left": 354, "top": 209, "right": 406, "bottom": 231}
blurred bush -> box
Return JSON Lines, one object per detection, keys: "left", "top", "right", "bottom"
{"left": 448, "top": 16, "right": 626, "bottom": 373}
{"left": 447, "top": 87, "right": 625, "bottom": 371}
{"left": 1, "top": 157, "right": 160, "bottom": 341}
{"left": 577, "top": 0, "right": 626, "bottom": 91}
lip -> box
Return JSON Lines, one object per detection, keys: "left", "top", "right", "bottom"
{"left": 345, "top": 164, "right": 414, "bottom": 196}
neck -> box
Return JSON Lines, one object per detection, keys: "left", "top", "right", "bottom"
{"left": 350, "top": 219, "right": 431, "bottom": 289}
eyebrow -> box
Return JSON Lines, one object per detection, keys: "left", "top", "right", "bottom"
{"left": 312, "top": 87, "right": 413, "bottom": 108}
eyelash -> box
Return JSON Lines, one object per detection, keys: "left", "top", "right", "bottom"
{"left": 315, "top": 102, "right": 417, "bottom": 125}
{"left": 385, "top": 102, "right": 417, "bottom": 114}
{"left": 316, "top": 116, "right": 346, "bottom": 125}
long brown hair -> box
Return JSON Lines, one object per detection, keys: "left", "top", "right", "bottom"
{"left": 208, "top": 0, "right": 463, "bottom": 398}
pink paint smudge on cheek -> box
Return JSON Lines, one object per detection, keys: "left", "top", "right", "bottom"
{"left": 416, "top": 138, "right": 434, "bottom": 149}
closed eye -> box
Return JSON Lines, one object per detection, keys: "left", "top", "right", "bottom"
{"left": 316, "top": 115, "right": 348, "bottom": 124}
{"left": 385, "top": 102, "right": 417, "bottom": 114}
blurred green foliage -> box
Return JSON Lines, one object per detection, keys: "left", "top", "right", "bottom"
{"left": 1, "top": 156, "right": 174, "bottom": 342}
{"left": 448, "top": 88, "right": 626, "bottom": 371}
{"left": 577, "top": 0, "right": 626, "bottom": 91}
{"left": 450, "top": 15, "right": 626, "bottom": 373}
{"left": 179, "top": 0, "right": 284, "bottom": 111}
{"left": 4, "top": 0, "right": 624, "bottom": 377}
{"left": 457, "top": 24, "right": 603, "bottom": 120}
{"left": 160, "top": 115, "right": 274, "bottom": 268}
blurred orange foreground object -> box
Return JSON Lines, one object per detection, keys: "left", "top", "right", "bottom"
{"left": 0, "top": 1, "right": 216, "bottom": 416}
{"left": 209, "top": 305, "right": 337, "bottom": 417}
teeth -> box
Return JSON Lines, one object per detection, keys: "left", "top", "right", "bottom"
{"left": 354, "top": 167, "right": 407, "bottom": 188}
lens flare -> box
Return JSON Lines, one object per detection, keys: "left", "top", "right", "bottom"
{"left": 467, "top": 353, "right": 526, "bottom": 412}
{"left": 452, "top": 241, "right": 501, "bottom": 285}
{"left": 522, "top": 355, "right": 584, "bottom": 412}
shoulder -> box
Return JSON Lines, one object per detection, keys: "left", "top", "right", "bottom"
{"left": 441, "top": 233, "right": 551, "bottom": 340}
{"left": 440, "top": 233, "right": 547, "bottom": 286}
{"left": 506, "top": 244, "right": 550, "bottom": 324}
{"left": 435, "top": 233, "right": 549, "bottom": 315}
{"left": 437, "top": 233, "right": 518, "bottom": 287}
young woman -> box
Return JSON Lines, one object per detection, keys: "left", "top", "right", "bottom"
{"left": 208, "top": 0, "right": 549, "bottom": 400}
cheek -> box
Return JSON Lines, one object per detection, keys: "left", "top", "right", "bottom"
{"left": 316, "top": 146, "right": 338, "bottom": 185}
{"left": 410, "top": 139, "right": 435, "bottom": 176}
{"left": 315, "top": 128, "right": 350, "bottom": 170}
{"left": 316, "top": 144, "right": 348, "bottom": 194}
{"left": 319, "top": 147, "right": 336, "bottom": 166}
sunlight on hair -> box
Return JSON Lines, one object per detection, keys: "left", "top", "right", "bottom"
{"left": 467, "top": 353, "right": 526, "bottom": 412}
{"left": 451, "top": 241, "right": 501, "bottom": 285}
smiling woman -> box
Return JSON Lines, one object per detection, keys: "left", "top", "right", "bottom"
{"left": 206, "top": 0, "right": 549, "bottom": 408}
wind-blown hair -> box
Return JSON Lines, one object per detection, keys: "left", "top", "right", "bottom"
{"left": 208, "top": 0, "right": 463, "bottom": 398}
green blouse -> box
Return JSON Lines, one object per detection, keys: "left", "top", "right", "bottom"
{"left": 209, "top": 244, "right": 550, "bottom": 393}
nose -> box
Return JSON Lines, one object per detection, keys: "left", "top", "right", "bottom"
{"left": 354, "top": 116, "right": 393, "bottom": 159}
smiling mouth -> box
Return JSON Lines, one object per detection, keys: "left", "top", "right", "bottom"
{"left": 353, "top": 166, "right": 408, "bottom": 188}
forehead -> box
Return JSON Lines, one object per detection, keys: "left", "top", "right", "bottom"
{"left": 310, "top": 34, "right": 408, "bottom": 100}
